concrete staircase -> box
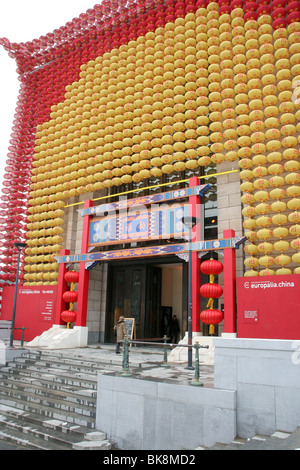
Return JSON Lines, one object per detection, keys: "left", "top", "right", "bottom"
{"left": 0, "top": 349, "right": 117, "bottom": 450}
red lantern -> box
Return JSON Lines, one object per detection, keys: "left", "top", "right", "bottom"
{"left": 200, "top": 283, "right": 223, "bottom": 299}
{"left": 63, "top": 290, "right": 78, "bottom": 303}
{"left": 61, "top": 310, "right": 76, "bottom": 327}
{"left": 200, "top": 258, "right": 224, "bottom": 334}
{"left": 200, "top": 309, "right": 224, "bottom": 335}
{"left": 64, "top": 271, "right": 79, "bottom": 284}
{"left": 200, "top": 259, "right": 223, "bottom": 276}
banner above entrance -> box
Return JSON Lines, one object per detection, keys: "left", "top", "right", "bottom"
{"left": 85, "top": 183, "right": 210, "bottom": 248}
{"left": 79, "top": 184, "right": 210, "bottom": 217}
{"left": 89, "top": 202, "right": 189, "bottom": 247}
{"left": 54, "top": 236, "right": 246, "bottom": 265}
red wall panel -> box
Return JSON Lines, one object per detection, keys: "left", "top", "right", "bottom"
{"left": 237, "top": 275, "right": 300, "bottom": 340}
{"left": 0, "top": 285, "right": 57, "bottom": 342}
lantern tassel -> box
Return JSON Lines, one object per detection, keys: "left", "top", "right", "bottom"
{"left": 206, "top": 298, "right": 214, "bottom": 309}
{"left": 209, "top": 324, "right": 215, "bottom": 335}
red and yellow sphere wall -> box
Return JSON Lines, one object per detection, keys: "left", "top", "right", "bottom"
{"left": 0, "top": 0, "right": 299, "bottom": 286}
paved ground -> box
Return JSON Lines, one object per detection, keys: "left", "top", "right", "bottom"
{"left": 62, "top": 342, "right": 215, "bottom": 387}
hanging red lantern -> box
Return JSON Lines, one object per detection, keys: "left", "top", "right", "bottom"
{"left": 200, "top": 259, "right": 224, "bottom": 276}
{"left": 200, "top": 309, "right": 224, "bottom": 333}
{"left": 60, "top": 310, "right": 76, "bottom": 328}
{"left": 63, "top": 290, "right": 78, "bottom": 303}
{"left": 200, "top": 258, "right": 224, "bottom": 334}
{"left": 200, "top": 283, "right": 223, "bottom": 299}
{"left": 64, "top": 271, "right": 79, "bottom": 284}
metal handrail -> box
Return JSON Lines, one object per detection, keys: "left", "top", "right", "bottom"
{"left": 120, "top": 336, "right": 209, "bottom": 386}
{"left": 0, "top": 326, "right": 28, "bottom": 348}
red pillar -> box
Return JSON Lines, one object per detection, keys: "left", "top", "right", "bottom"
{"left": 54, "top": 249, "right": 70, "bottom": 325}
{"left": 223, "top": 229, "right": 237, "bottom": 334}
{"left": 76, "top": 200, "right": 93, "bottom": 327}
{"left": 189, "top": 177, "right": 202, "bottom": 333}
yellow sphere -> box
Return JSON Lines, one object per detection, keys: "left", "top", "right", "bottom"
{"left": 256, "top": 216, "right": 272, "bottom": 227}
{"left": 286, "top": 173, "right": 300, "bottom": 185}
{"left": 275, "top": 254, "right": 291, "bottom": 266}
{"left": 272, "top": 213, "right": 288, "bottom": 227}
{"left": 257, "top": 228, "right": 273, "bottom": 239}
{"left": 273, "top": 227, "right": 289, "bottom": 239}
{"left": 244, "top": 269, "right": 259, "bottom": 277}
{"left": 287, "top": 199, "right": 300, "bottom": 211}
{"left": 286, "top": 186, "right": 300, "bottom": 198}
{"left": 244, "top": 257, "right": 259, "bottom": 268}
{"left": 288, "top": 212, "right": 300, "bottom": 224}
{"left": 255, "top": 203, "right": 271, "bottom": 215}
{"left": 259, "top": 268, "right": 275, "bottom": 276}
{"left": 243, "top": 219, "right": 257, "bottom": 230}
{"left": 254, "top": 190, "right": 269, "bottom": 202}
{"left": 244, "top": 244, "right": 259, "bottom": 256}
{"left": 271, "top": 200, "right": 286, "bottom": 212}
{"left": 258, "top": 242, "right": 273, "bottom": 254}
{"left": 259, "top": 255, "right": 275, "bottom": 267}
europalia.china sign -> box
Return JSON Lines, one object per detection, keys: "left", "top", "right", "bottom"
{"left": 236, "top": 275, "right": 300, "bottom": 340}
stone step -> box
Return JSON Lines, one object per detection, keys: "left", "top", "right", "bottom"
{"left": 8, "top": 357, "right": 116, "bottom": 375}
{"left": 0, "top": 374, "right": 97, "bottom": 404}
{"left": 0, "top": 349, "right": 116, "bottom": 449}
{"left": 0, "top": 404, "right": 114, "bottom": 450}
{"left": 0, "top": 391, "right": 96, "bottom": 429}
{"left": 0, "top": 378, "right": 96, "bottom": 413}
{"left": 2, "top": 366, "right": 99, "bottom": 390}
{"left": 0, "top": 427, "right": 61, "bottom": 450}
{"left": 17, "top": 349, "right": 122, "bottom": 368}
{"left": 0, "top": 402, "right": 96, "bottom": 439}
{"left": 0, "top": 407, "right": 81, "bottom": 450}
{"left": 0, "top": 368, "right": 98, "bottom": 393}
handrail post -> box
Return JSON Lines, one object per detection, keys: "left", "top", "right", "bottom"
{"left": 121, "top": 337, "right": 131, "bottom": 377}
{"left": 191, "top": 342, "right": 203, "bottom": 386}
{"left": 161, "top": 335, "right": 169, "bottom": 367}
{"left": 20, "top": 327, "right": 27, "bottom": 349}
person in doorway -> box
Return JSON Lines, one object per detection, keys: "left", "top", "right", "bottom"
{"left": 114, "top": 315, "right": 126, "bottom": 354}
{"left": 169, "top": 315, "right": 180, "bottom": 344}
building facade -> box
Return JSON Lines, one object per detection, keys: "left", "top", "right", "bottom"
{"left": 0, "top": 0, "right": 299, "bottom": 344}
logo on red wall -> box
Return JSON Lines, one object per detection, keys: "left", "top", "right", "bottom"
{"left": 237, "top": 275, "right": 300, "bottom": 340}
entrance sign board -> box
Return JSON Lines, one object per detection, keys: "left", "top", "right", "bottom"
{"left": 89, "top": 202, "right": 189, "bottom": 247}
{"left": 237, "top": 275, "right": 300, "bottom": 340}
{"left": 1, "top": 286, "right": 57, "bottom": 342}
{"left": 87, "top": 184, "right": 210, "bottom": 248}
{"left": 124, "top": 318, "right": 136, "bottom": 340}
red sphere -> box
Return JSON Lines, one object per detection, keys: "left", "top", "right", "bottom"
{"left": 272, "top": 7, "right": 286, "bottom": 18}
{"left": 272, "top": 17, "right": 287, "bottom": 28}
{"left": 64, "top": 271, "right": 79, "bottom": 284}
{"left": 200, "top": 309, "right": 224, "bottom": 326}
{"left": 63, "top": 290, "right": 78, "bottom": 303}
{"left": 200, "top": 283, "right": 223, "bottom": 298}
{"left": 61, "top": 310, "right": 76, "bottom": 324}
{"left": 200, "top": 259, "right": 223, "bottom": 276}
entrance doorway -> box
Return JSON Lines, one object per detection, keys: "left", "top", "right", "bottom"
{"left": 105, "top": 258, "right": 186, "bottom": 342}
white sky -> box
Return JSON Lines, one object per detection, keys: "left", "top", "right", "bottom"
{"left": 0, "top": 1, "right": 98, "bottom": 187}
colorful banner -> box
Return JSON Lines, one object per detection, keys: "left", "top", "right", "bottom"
{"left": 80, "top": 184, "right": 210, "bottom": 217}
{"left": 55, "top": 237, "right": 246, "bottom": 265}
{"left": 88, "top": 202, "right": 190, "bottom": 246}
